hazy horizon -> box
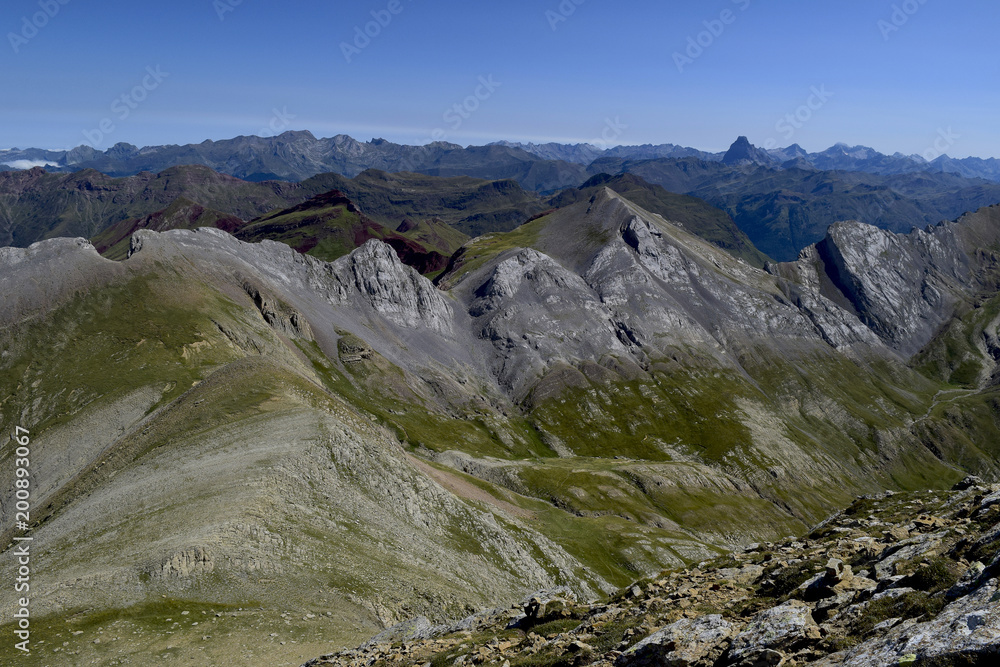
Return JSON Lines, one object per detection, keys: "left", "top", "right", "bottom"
{"left": 1, "top": 131, "right": 991, "bottom": 166}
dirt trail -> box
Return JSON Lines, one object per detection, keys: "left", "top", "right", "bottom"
{"left": 406, "top": 454, "right": 535, "bottom": 520}
{"left": 916, "top": 388, "right": 979, "bottom": 423}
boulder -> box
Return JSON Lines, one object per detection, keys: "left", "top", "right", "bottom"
{"left": 728, "top": 600, "right": 820, "bottom": 664}
{"left": 717, "top": 564, "right": 766, "bottom": 586}
{"left": 952, "top": 475, "right": 985, "bottom": 491}
{"left": 615, "top": 614, "right": 736, "bottom": 667}
{"left": 817, "top": 578, "right": 1000, "bottom": 666}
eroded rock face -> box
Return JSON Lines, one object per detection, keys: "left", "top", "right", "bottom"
{"left": 335, "top": 239, "right": 454, "bottom": 333}
{"left": 242, "top": 281, "right": 313, "bottom": 340}
{"left": 810, "top": 221, "right": 971, "bottom": 357}
{"left": 157, "top": 547, "right": 214, "bottom": 579}
{"left": 468, "top": 247, "right": 628, "bottom": 396}
{"left": 453, "top": 189, "right": 891, "bottom": 402}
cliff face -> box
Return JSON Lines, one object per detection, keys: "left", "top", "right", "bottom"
{"left": 305, "top": 479, "right": 1000, "bottom": 667}
{"left": 2, "top": 193, "right": 1000, "bottom": 664}
{"left": 776, "top": 204, "right": 1000, "bottom": 360}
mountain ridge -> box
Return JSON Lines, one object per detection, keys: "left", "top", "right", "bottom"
{"left": 3, "top": 190, "right": 1000, "bottom": 664}
{"left": 4, "top": 132, "right": 1000, "bottom": 184}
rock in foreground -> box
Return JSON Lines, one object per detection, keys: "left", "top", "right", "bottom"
{"left": 304, "top": 479, "right": 1000, "bottom": 667}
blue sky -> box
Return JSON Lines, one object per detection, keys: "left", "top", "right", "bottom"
{"left": 2, "top": 0, "right": 997, "bottom": 158}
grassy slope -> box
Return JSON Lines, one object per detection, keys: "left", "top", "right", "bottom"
{"left": 0, "top": 263, "right": 751, "bottom": 665}
{"left": 237, "top": 200, "right": 368, "bottom": 261}
{"left": 300, "top": 169, "right": 545, "bottom": 238}
{"left": 291, "top": 338, "right": 750, "bottom": 574}
{"left": 396, "top": 217, "right": 470, "bottom": 258}
{"left": 0, "top": 166, "right": 303, "bottom": 246}
{"left": 233, "top": 191, "right": 451, "bottom": 274}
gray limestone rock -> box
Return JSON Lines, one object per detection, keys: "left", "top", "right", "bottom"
{"left": 615, "top": 614, "right": 736, "bottom": 667}
{"left": 818, "top": 578, "right": 1000, "bottom": 666}
{"left": 817, "top": 220, "right": 970, "bottom": 357}
{"left": 728, "top": 600, "right": 819, "bottom": 664}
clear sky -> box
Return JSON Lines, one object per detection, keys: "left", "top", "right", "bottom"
{"left": 2, "top": 0, "right": 997, "bottom": 158}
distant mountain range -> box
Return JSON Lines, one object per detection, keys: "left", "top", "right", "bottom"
{"left": 0, "top": 132, "right": 589, "bottom": 193}
{"left": 4, "top": 132, "right": 1000, "bottom": 186}
{"left": 4, "top": 133, "right": 1000, "bottom": 262}
{"left": 496, "top": 135, "right": 1000, "bottom": 182}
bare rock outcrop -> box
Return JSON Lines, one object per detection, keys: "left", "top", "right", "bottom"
{"left": 157, "top": 547, "right": 214, "bottom": 579}
{"left": 815, "top": 221, "right": 970, "bottom": 357}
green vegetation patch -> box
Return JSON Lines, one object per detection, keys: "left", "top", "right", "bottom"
{"left": 528, "top": 362, "right": 756, "bottom": 462}
{"left": 854, "top": 591, "right": 946, "bottom": 638}
{"left": 0, "top": 271, "right": 243, "bottom": 438}
{"left": 437, "top": 215, "right": 548, "bottom": 287}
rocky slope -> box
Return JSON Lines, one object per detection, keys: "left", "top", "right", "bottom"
{"left": 772, "top": 203, "right": 1000, "bottom": 359}
{"left": 303, "top": 479, "right": 1000, "bottom": 667}
{"left": 2, "top": 191, "right": 1000, "bottom": 664}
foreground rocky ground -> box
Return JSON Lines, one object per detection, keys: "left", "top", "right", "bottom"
{"left": 304, "top": 478, "right": 1000, "bottom": 667}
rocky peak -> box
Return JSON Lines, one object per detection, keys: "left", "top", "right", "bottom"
{"left": 336, "top": 239, "right": 454, "bottom": 333}
{"left": 722, "top": 136, "right": 778, "bottom": 167}
{"left": 106, "top": 142, "right": 140, "bottom": 160}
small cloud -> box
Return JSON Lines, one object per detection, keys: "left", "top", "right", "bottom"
{"left": 2, "top": 160, "right": 59, "bottom": 170}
